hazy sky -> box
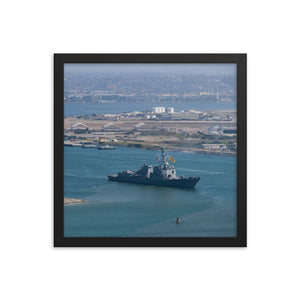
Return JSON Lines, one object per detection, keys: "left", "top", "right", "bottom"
{"left": 65, "top": 63, "right": 236, "bottom": 74}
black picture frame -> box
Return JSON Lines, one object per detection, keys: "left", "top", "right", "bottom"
{"left": 54, "top": 53, "right": 247, "bottom": 247}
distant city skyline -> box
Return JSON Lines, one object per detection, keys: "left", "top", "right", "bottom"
{"left": 65, "top": 63, "right": 236, "bottom": 74}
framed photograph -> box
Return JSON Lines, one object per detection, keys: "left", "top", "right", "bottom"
{"left": 54, "top": 54, "right": 246, "bottom": 247}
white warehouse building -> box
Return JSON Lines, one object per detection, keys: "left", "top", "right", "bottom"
{"left": 167, "top": 107, "right": 174, "bottom": 114}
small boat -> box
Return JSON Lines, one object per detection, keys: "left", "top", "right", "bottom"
{"left": 97, "top": 144, "right": 115, "bottom": 150}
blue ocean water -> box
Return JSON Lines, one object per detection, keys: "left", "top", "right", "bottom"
{"left": 64, "top": 147, "right": 237, "bottom": 237}
{"left": 64, "top": 101, "right": 236, "bottom": 116}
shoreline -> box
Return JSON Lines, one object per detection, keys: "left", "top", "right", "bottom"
{"left": 119, "top": 144, "right": 237, "bottom": 157}
{"left": 64, "top": 143, "right": 236, "bottom": 157}
{"left": 64, "top": 198, "right": 85, "bottom": 205}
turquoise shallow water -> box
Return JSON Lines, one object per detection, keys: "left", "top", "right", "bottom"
{"left": 64, "top": 147, "right": 237, "bottom": 237}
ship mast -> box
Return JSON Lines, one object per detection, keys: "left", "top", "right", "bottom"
{"left": 160, "top": 147, "right": 168, "bottom": 169}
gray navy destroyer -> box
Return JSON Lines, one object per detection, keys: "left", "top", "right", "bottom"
{"left": 108, "top": 148, "right": 200, "bottom": 188}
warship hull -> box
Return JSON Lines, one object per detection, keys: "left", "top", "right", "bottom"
{"left": 108, "top": 175, "right": 200, "bottom": 188}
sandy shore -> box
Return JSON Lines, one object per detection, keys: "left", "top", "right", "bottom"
{"left": 64, "top": 198, "right": 85, "bottom": 205}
